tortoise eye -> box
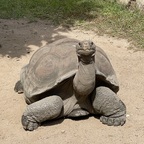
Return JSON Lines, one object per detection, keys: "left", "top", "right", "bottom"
{"left": 90, "top": 41, "right": 93, "bottom": 45}
{"left": 78, "top": 42, "right": 82, "bottom": 47}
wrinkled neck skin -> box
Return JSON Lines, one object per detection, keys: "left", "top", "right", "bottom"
{"left": 73, "top": 56, "right": 96, "bottom": 99}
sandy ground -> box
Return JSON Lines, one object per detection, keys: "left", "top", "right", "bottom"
{"left": 0, "top": 19, "right": 144, "bottom": 144}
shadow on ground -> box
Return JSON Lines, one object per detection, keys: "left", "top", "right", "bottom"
{"left": 42, "top": 118, "right": 65, "bottom": 127}
{"left": 0, "top": 19, "right": 68, "bottom": 58}
{"left": 0, "top": 0, "right": 104, "bottom": 58}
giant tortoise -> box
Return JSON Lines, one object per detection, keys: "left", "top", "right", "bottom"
{"left": 14, "top": 38, "right": 126, "bottom": 131}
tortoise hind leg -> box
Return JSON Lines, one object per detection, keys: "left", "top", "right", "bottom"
{"left": 91, "top": 86, "right": 126, "bottom": 126}
{"left": 22, "top": 96, "right": 63, "bottom": 131}
{"left": 14, "top": 80, "right": 23, "bottom": 94}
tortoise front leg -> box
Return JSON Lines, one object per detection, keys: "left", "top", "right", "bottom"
{"left": 91, "top": 86, "right": 126, "bottom": 126}
{"left": 22, "top": 96, "right": 63, "bottom": 131}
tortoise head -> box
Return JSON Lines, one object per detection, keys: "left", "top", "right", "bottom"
{"left": 76, "top": 40, "right": 96, "bottom": 63}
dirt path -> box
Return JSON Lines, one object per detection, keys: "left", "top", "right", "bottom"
{"left": 0, "top": 19, "right": 144, "bottom": 144}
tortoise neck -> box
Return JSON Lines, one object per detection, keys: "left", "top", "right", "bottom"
{"left": 78, "top": 55, "right": 95, "bottom": 64}
{"left": 73, "top": 60, "right": 96, "bottom": 97}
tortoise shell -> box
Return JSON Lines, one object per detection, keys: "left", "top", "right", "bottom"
{"left": 20, "top": 38, "right": 119, "bottom": 99}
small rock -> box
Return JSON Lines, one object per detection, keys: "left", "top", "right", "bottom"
{"left": 61, "top": 130, "right": 65, "bottom": 133}
{"left": 126, "top": 114, "right": 130, "bottom": 117}
{"left": 0, "top": 44, "right": 2, "bottom": 48}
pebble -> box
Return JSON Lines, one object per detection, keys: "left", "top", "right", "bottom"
{"left": 61, "top": 130, "right": 65, "bottom": 133}
{"left": 126, "top": 114, "right": 130, "bottom": 117}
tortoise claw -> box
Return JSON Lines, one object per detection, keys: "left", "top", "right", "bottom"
{"left": 21, "top": 115, "right": 39, "bottom": 131}
{"left": 100, "top": 115, "right": 126, "bottom": 126}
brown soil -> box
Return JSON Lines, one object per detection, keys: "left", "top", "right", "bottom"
{"left": 0, "top": 19, "right": 144, "bottom": 144}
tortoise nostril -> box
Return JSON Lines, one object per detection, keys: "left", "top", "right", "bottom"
{"left": 83, "top": 42, "right": 90, "bottom": 50}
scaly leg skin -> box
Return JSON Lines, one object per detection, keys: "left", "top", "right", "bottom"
{"left": 14, "top": 80, "right": 23, "bottom": 94}
{"left": 22, "top": 96, "right": 63, "bottom": 131}
{"left": 91, "top": 86, "right": 126, "bottom": 126}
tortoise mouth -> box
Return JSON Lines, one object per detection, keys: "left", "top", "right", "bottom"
{"left": 77, "top": 49, "right": 95, "bottom": 56}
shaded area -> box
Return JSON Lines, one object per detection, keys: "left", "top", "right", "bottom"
{"left": 0, "top": 19, "right": 68, "bottom": 58}
{"left": 0, "top": 0, "right": 144, "bottom": 53}
{"left": 67, "top": 115, "right": 91, "bottom": 121}
{"left": 0, "top": 0, "right": 102, "bottom": 58}
{"left": 0, "top": 0, "right": 102, "bottom": 24}
{"left": 42, "top": 118, "right": 64, "bottom": 127}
